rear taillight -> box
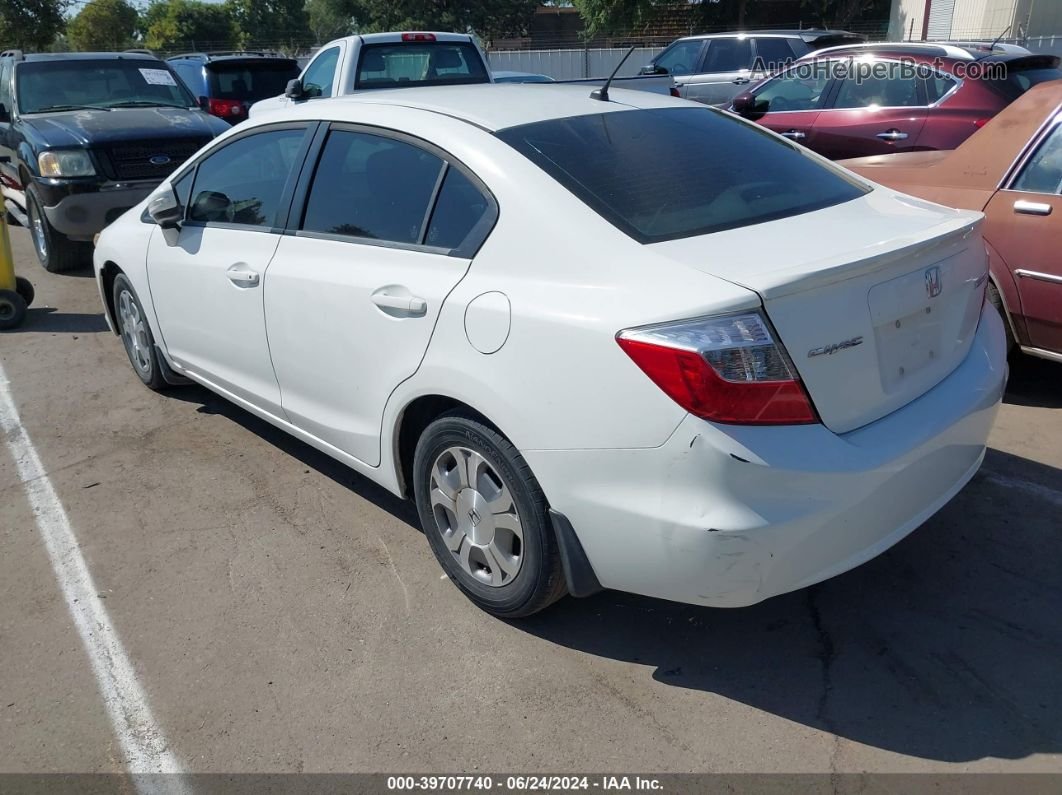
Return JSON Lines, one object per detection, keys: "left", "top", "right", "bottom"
{"left": 402, "top": 32, "right": 437, "bottom": 42}
{"left": 208, "top": 98, "right": 243, "bottom": 118}
{"left": 616, "top": 312, "right": 818, "bottom": 425}
{"left": 974, "top": 118, "right": 990, "bottom": 129}
{"left": 669, "top": 87, "right": 680, "bottom": 98}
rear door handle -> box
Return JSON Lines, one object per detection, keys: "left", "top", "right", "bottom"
{"left": 371, "top": 288, "right": 427, "bottom": 317}
{"left": 1013, "top": 200, "right": 1052, "bottom": 216}
{"left": 226, "top": 263, "right": 260, "bottom": 287}
{"left": 876, "top": 129, "right": 909, "bottom": 141}
{"left": 732, "top": 77, "right": 750, "bottom": 85}
{"left": 780, "top": 130, "right": 806, "bottom": 140}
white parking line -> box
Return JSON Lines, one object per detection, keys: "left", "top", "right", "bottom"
{"left": 0, "top": 362, "right": 187, "bottom": 790}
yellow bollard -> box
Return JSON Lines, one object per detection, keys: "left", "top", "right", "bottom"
{"left": 0, "top": 214, "right": 34, "bottom": 330}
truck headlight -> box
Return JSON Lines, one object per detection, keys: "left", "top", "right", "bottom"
{"left": 38, "top": 150, "right": 96, "bottom": 178}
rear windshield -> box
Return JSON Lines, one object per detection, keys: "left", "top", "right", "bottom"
{"left": 495, "top": 107, "right": 868, "bottom": 244}
{"left": 990, "top": 65, "right": 1062, "bottom": 102}
{"left": 17, "top": 59, "right": 193, "bottom": 113}
{"left": 207, "top": 60, "right": 300, "bottom": 101}
{"left": 354, "top": 43, "right": 489, "bottom": 89}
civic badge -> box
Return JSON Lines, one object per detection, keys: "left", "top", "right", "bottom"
{"left": 925, "top": 266, "right": 942, "bottom": 299}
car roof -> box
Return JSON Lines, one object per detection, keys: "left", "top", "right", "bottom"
{"left": 16, "top": 51, "right": 161, "bottom": 62}
{"left": 168, "top": 51, "right": 295, "bottom": 63}
{"left": 323, "top": 32, "right": 476, "bottom": 47}
{"left": 674, "top": 29, "right": 862, "bottom": 42}
{"left": 808, "top": 41, "right": 1031, "bottom": 61}
{"left": 284, "top": 83, "right": 679, "bottom": 131}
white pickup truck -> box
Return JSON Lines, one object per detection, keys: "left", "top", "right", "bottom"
{"left": 251, "top": 32, "right": 675, "bottom": 117}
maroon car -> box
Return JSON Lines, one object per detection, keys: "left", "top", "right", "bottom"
{"left": 730, "top": 43, "right": 1062, "bottom": 160}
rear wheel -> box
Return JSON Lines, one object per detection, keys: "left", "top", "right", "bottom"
{"left": 113, "top": 273, "right": 167, "bottom": 391}
{"left": 0, "top": 288, "right": 27, "bottom": 330}
{"left": 987, "top": 282, "right": 1014, "bottom": 354}
{"left": 413, "top": 412, "right": 567, "bottom": 617}
{"left": 27, "top": 187, "right": 90, "bottom": 273}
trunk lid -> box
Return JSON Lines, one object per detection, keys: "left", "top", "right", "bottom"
{"left": 651, "top": 188, "right": 988, "bottom": 434}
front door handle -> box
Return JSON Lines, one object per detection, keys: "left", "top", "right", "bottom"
{"left": 876, "top": 129, "right": 909, "bottom": 141}
{"left": 732, "top": 77, "right": 751, "bottom": 85}
{"left": 226, "top": 263, "right": 259, "bottom": 287}
{"left": 371, "top": 288, "right": 427, "bottom": 317}
{"left": 780, "top": 130, "right": 807, "bottom": 140}
{"left": 1013, "top": 200, "right": 1052, "bottom": 216}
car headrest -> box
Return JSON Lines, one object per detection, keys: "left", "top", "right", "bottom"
{"left": 433, "top": 49, "right": 463, "bottom": 70}
{"left": 361, "top": 50, "right": 386, "bottom": 73}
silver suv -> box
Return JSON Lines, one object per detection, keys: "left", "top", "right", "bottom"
{"left": 641, "top": 29, "right": 865, "bottom": 106}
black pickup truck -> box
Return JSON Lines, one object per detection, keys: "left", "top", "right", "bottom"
{"left": 0, "top": 51, "right": 230, "bottom": 272}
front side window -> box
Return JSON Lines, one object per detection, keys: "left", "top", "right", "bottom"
{"left": 752, "top": 70, "right": 831, "bottom": 112}
{"left": 16, "top": 59, "right": 194, "bottom": 113}
{"left": 652, "top": 40, "right": 704, "bottom": 76}
{"left": 702, "top": 38, "right": 752, "bottom": 73}
{"left": 1012, "top": 124, "right": 1062, "bottom": 195}
{"left": 354, "top": 43, "right": 488, "bottom": 89}
{"left": 188, "top": 128, "right": 306, "bottom": 227}
{"left": 832, "top": 71, "right": 922, "bottom": 109}
{"left": 301, "top": 130, "right": 444, "bottom": 245}
{"left": 496, "top": 107, "right": 867, "bottom": 243}
{"left": 302, "top": 47, "right": 340, "bottom": 98}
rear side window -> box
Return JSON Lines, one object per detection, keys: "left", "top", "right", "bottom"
{"left": 1012, "top": 125, "right": 1062, "bottom": 195}
{"left": 753, "top": 38, "right": 796, "bottom": 71}
{"left": 301, "top": 130, "right": 444, "bottom": 245}
{"left": 702, "top": 39, "right": 752, "bottom": 72}
{"left": 496, "top": 107, "right": 867, "bottom": 244}
{"left": 208, "top": 61, "right": 300, "bottom": 101}
{"left": 990, "top": 66, "right": 1062, "bottom": 102}
{"left": 188, "top": 128, "right": 306, "bottom": 227}
{"left": 355, "top": 43, "right": 488, "bottom": 89}
{"left": 923, "top": 72, "right": 958, "bottom": 103}
{"left": 426, "top": 168, "right": 489, "bottom": 249}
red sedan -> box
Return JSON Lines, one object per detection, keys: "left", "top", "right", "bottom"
{"left": 842, "top": 80, "right": 1062, "bottom": 363}
{"left": 731, "top": 43, "right": 1061, "bottom": 160}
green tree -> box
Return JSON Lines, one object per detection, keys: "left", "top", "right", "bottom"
{"left": 306, "top": 0, "right": 354, "bottom": 44}
{"left": 304, "top": 0, "right": 536, "bottom": 43}
{"left": 0, "top": 0, "right": 67, "bottom": 50}
{"left": 67, "top": 0, "right": 139, "bottom": 51}
{"left": 142, "top": 0, "right": 235, "bottom": 52}
{"left": 226, "top": 0, "right": 310, "bottom": 48}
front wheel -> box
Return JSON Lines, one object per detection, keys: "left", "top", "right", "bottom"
{"left": 27, "top": 187, "right": 90, "bottom": 273}
{"left": 413, "top": 412, "right": 567, "bottom": 617}
{"left": 113, "top": 273, "right": 167, "bottom": 390}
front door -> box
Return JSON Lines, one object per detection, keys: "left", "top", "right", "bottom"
{"left": 682, "top": 38, "right": 754, "bottom": 106}
{"left": 146, "top": 125, "right": 311, "bottom": 415}
{"left": 984, "top": 119, "right": 1062, "bottom": 352}
{"left": 264, "top": 126, "right": 495, "bottom": 466}
{"left": 744, "top": 68, "right": 832, "bottom": 150}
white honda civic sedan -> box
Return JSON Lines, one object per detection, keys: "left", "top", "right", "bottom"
{"left": 94, "top": 84, "right": 1007, "bottom": 617}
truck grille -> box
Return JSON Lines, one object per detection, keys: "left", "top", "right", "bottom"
{"left": 105, "top": 139, "right": 207, "bottom": 181}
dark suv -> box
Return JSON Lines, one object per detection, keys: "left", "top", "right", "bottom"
{"left": 167, "top": 52, "right": 301, "bottom": 125}
{"left": 0, "top": 51, "right": 229, "bottom": 272}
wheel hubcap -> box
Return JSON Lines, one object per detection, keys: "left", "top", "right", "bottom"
{"left": 29, "top": 201, "right": 47, "bottom": 261}
{"left": 0, "top": 300, "right": 13, "bottom": 320}
{"left": 429, "top": 446, "right": 523, "bottom": 587}
{"left": 118, "top": 290, "right": 151, "bottom": 375}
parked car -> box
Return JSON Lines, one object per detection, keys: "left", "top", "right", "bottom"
{"left": 95, "top": 84, "right": 1006, "bottom": 617}
{"left": 0, "top": 50, "right": 229, "bottom": 272}
{"left": 167, "top": 51, "right": 301, "bottom": 125}
{"left": 493, "top": 71, "right": 553, "bottom": 83}
{"left": 842, "top": 80, "right": 1062, "bottom": 363}
{"left": 250, "top": 32, "right": 493, "bottom": 117}
{"left": 730, "top": 43, "right": 1062, "bottom": 160}
{"left": 641, "top": 29, "right": 866, "bottom": 106}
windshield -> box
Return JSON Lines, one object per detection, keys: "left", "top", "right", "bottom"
{"left": 496, "top": 107, "right": 868, "bottom": 244}
{"left": 354, "top": 43, "right": 489, "bottom": 89}
{"left": 208, "top": 61, "right": 300, "bottom": 101}
{"left": 17, "top": 59, "right": 194, "bottom": 113}
{"left": 990, "top": 65, "right": 1062, "bottom": 102}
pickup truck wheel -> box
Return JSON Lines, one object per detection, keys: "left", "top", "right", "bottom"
{"left": 0, "top": 289, "right": 28, "bottom": 330}
{"left": 113, "top": 274, "right": 167, "bottom": 391}
{"left": 414, "top": 412, "right": 568, "bottom": 618}
{"left": 15, "top": 276, "right": 34, "bottom": 307}
{"left": 27, "top": 187, "right": 90, "bottom": 274}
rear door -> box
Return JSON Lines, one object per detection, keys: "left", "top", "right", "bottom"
{"left": 264, "top": 125, "right": 496, "bottom": 466}
{"left": 683, "top": 37, "right": 754, "bottom": 106}
{"left": 810, "top": 60, "right": 929, "bottom": 160}
{"left": 984, "top": 117, "right": 1062, "bottom": 352}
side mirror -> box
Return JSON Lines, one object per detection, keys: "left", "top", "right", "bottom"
{"left": 0, "top": 103, "right": 10, "bottom": 123}
{"left": 284, "top": 78, "right": 304, "bottom": 99}
{"left": 731, "top": 92, "right": 769, "bottom": 120}
{"left": 639, "top": 64, "right": 667, "bottom": 76}
{"left": 147, "top": 190, "right": 182, "bottom": 230}
{"left": 197, "top": 96, "right": 209, "bottom": 111}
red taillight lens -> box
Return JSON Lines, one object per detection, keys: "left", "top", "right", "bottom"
{"left": 208, "top": 98, "right": 243, "bottom": 118}
{"left": 669, "top": 87, "right": 680, "bottom": 98}
{"left": 974, "top": 118, "right": 990, "bottom": 129}
{"left": 616, "top": 312, "right": 818, "bottom": 425}
{"left": 401, "top": 32, "right": 437, "bottom": 42}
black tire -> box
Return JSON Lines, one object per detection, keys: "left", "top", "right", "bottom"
{"left": 413, "top": 411, "right": 568, "bottom": 618}
{"left": 987, "top": 281, "right": 1015, "bottom": 354}
{"left": 0, "top": 288, "right": 27, "bottom": 330}
{"left": 15, "top": 276, "right": 34, "bottom": 307}
{"left": 112, "top": 273, "right": 167, "bottom": 391}
{"left": 26, "top": 186, "right": 91, "bottom": 273}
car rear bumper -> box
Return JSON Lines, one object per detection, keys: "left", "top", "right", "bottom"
{"left": 524, "top": 305, "right": 1008, "bottom": 608}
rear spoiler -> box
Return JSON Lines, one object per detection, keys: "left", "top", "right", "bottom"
{"left": 978, "top": 53, "right": 1061, "bottom": 68}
